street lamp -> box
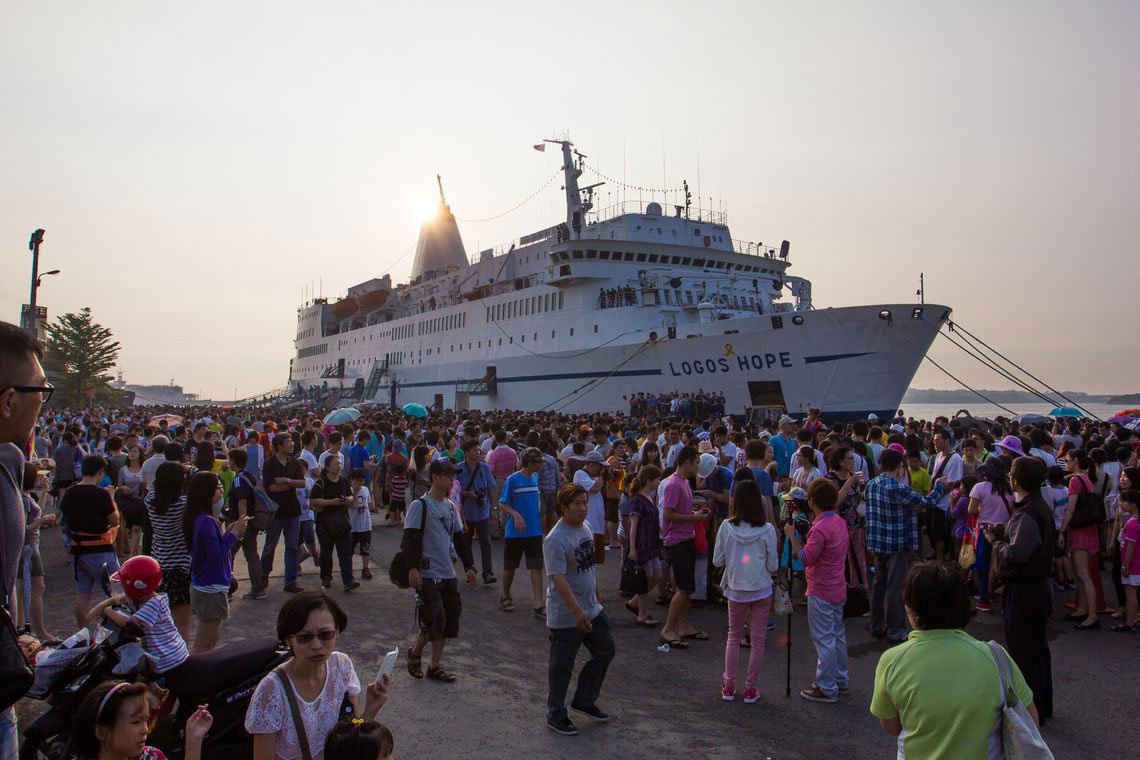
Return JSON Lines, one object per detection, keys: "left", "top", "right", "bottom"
{"left": 26, "top": 229, "right": 46, "bottom": 336}
{"left": 37, "top": 269, "right": 61, "bottom": 288}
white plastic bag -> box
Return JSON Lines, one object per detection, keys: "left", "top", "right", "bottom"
{"left": 985, "top": 641, "right": 1054, "bottom": 760}
{"left": 771, "top": 584, "right": 794, "bottom": 617}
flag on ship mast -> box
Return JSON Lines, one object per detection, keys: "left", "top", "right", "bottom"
{"left": 533, "top": 143, "right": 545, "bottom": 152}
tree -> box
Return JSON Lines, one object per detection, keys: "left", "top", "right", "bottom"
{"left": 45, "top": 307, "right": 121, "bottom": 406}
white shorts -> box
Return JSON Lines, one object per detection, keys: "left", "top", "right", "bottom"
{"left": 1123, "top": 574, "right": 1140, "bottom": 587}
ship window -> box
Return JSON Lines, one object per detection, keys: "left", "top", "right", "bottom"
{"left": 533, "top": 332, "right": 537, "bottom": 341}
{"left": 664, "top": 290, "right": 672, "bottom": 304}
{"left": 509, "top": 337, "right": 513, "bottom": 344}
{"left": 648, "top": 254, "right": 659, "bottom": 263}
{"left": 599, "top": 251, "right": 610, "bottom": 260}
{"left": 551, "top": 330, "right": 555, "bottom": 338}
{"left": 498, "top": 338, "right": 502, "bottom": 346}
{"left": 672, "top": 229, "right": 677, "bottom": 237}
{"left": 585, "top": 251, "right": 597, "bottom": 259}
{"left": 559, "top": 292, "right": 564, "bottom": 309}
{"left": 671, "top": 256, "right": 681, "bottom": 265}
{"left": 694, "top": 228, "right": 700, "bottom": 236}
{"left": 636, "top": 253, "right": 647, "bottom": 262}
{"left": 694, "top": 259, "right": 705, "bottom": 267}
{"left": 572, "top": 251, "right": 583, "bottom": 260}
{"left": 624, "top": 252, "right": 635, "bottom": 261}
{"left": 594, "top": 325, "right": 598, "bottom": 333}
{"left": 569, "top": 328, "right": 574, "bottom": 336}
{"left": 682, "top": 258, "right": 691, "bottom": 266}
{"left": 686, "top": 291, "right": 694, "bottom": 303}
{"left": 520, "top": 335, "right": 524, "bottom": 343}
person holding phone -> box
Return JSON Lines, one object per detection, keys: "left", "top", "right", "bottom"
{"left": 184, "top": 471, "right": 248, "bottom": 653}
{"left": 310, "top": 457, "right": 359, "bottom": 593}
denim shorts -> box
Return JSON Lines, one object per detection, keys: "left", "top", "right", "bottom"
{"left": 73, "top": 551, "right": 120, "bottom": 594}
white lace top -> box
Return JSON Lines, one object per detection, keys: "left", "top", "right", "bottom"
{"left": 244, "top": 651, "right": 361, "bottom": 760}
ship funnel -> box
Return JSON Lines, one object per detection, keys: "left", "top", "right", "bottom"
{"left": 410, "top": 176, "right": 468, "bottom": 278}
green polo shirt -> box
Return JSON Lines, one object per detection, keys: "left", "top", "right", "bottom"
{"left": 870, "top": 629, "right": 1033, "bottom": 759}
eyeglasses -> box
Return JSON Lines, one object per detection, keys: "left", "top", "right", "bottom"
{"left": 2, "top": 383, "right": 53, "bottom": 403}
{"left": 291, "top": 630, "right": 338, "bottom": 645}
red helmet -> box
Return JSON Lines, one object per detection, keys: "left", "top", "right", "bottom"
{"left": 111, "top": 555, "right": 163, "bottom": 601}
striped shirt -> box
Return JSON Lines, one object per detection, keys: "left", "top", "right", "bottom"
{"left": 131, "top": 593, "right": 189, "bottom": 674}
{"left": 145, "top": 494, "right": 191, "bottom": 572}
{"left": 864, "top": 475, "right": 944, "bottom": 554}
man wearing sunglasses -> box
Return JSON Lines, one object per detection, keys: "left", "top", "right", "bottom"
{"left": 0, "top": 320, "right": 51, "bottom": 755}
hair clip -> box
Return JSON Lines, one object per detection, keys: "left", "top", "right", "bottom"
{"left": 351, "top": 718, "right": 364, "bottom": 726}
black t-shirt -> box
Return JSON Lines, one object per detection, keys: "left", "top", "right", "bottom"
{"left": 228, "top": 470, "right": 256, "bottom": 517}
{"left": 60, "top": 484, "right": 116, "bottom": 555}
{"left": 310, "top": 475, "right": 351, "bottom": 526}
{"left": 262, "top": 455, "right": 303, "bottom": 519}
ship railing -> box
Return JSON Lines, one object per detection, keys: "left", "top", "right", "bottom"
{"left": 589, "top": 200, "right": 727, "bottom": 226}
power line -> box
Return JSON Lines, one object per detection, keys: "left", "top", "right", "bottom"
{"left": 936, "top": 331, "right": 1059, "bottom": 406}
{"left": 920, "top": 354, "right": 1018, "bottom": 416}
{"left": 456, "top": 169, "right": 561, "bottom": 223}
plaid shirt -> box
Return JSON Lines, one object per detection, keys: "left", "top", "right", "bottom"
{"left": 864, "top": 475, "right": 945, "bottom": 554}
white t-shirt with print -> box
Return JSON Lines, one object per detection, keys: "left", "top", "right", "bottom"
{"left": 350, "top": 486, "right": 373, "bottom": 533}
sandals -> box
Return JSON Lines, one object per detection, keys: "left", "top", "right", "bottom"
{"left": 682, "top": 630, "right": 710, "bottom": 641}
{"left": 407, "top": 649, "right": 424, "bottom": 679}
{"left": 499, "top": 596, "right": 515, "bottom": 612}
{"left": 658, "top": 636, "right": 688, "bottom": 649}
{"left": 426, "top": 665, "right": 457, "bottom": 682}
{"left": 1110, "top": 623, "right": 1136, "bottom": 632}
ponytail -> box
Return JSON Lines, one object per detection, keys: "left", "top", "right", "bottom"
{"left": 627, "top": 465, "right": 662, "bottom": 498}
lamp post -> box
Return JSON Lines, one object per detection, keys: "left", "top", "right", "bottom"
{"left": 26, "top": 229, "right": 46, "bottom": 336}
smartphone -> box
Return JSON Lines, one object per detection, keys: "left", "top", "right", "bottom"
{"left": 376, "top": 646, "right": 398, "bottom": 683}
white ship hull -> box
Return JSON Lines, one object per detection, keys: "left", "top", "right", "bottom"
{"left": 315, "top": 303, "right": 947, "bottom": 421}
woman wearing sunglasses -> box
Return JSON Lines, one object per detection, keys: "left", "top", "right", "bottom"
{"left": 245, "top": 592, "right": 390, "bottom": 760}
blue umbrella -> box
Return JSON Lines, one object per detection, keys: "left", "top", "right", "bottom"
{"left": 402, "top": 403, "right": 429, "bottom": 419}
{"left": 1013, "top": 413, "right": 1050, "bottom": 425}
{"left": 323, "top": 408, "right": 362, "bottom": 425}
{"left": 1048, "top": 406, "right": 1082, "bottom": 418}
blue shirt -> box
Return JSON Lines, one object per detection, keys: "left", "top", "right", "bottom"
{"left": 749, "top": 466, "right": 775, "bottom": 498}
{"left": 864, "top": 475, "right": 945, "bottom": 554}
{"left": 457, "top": 461, "right": 495, "bottom": 522}
{"left": 769, "top": 434, "right": 797, "bottom": 477}
{"left": 500, "top": 470, "right": 541, "bottom": 539}
{"left": 346, "top": 443, "right": 371, "bottom": 481}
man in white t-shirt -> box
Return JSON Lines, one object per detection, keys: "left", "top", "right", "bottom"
{"left": 572, "top": 452, "right": 607, "bottom": 593}
{"left": 318, "top": 431, "right": 346, "bottom": 471}
{"left": 299, "top": 431, "right": 321, "bottom": 476}
{"left": 928, "top": 430, "right": 963, "bottom": 562}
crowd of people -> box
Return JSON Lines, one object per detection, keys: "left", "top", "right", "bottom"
{"left": 598, "top": 286, "right": 637, "bottom": 309}
{"left": 4, "top": 319, "right": 1138, "bottom": 756}
{"left": 627, "top": 390, "right": 727, "bottom": 419}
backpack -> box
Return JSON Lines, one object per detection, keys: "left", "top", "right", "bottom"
{"left": 1068, "top": 474, "right": 1106, "bottom": 529}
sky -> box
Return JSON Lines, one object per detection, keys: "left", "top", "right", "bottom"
{"left": 2, "top": 1, "right": 1137, "bottom": 400}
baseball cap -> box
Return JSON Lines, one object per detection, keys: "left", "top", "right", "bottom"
{"left": 789, "top": 487, "right": 808, "bottom": 503}
{"left": 428, "top": 458, "right": 458, "bottom": 476}
{"left": 778, "top": 415, "right": 795, "bottom": 427}
{"left": 697, "top": 453, "right": 718, "bottom": 479}
{"left": 585, "top": 451, "right": 605, "bottom": 463}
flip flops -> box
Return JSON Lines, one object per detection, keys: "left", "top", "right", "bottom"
{"left": 682, "top": 631, "right": 710, "bottom": 641}
{"left": 658, "top": 636, "right": 688, "bottom": 649}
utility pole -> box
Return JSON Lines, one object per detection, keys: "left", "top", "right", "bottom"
{"left": 27, "top": 229, "right": 45, "bottom": 335}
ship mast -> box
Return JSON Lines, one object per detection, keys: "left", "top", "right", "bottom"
{"left": 545, "top": 138, "right": 599, "bottom": 240}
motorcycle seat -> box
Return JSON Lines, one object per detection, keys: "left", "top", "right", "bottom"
{"left": 163, "top": 637, "right": 283, "bottom": 700}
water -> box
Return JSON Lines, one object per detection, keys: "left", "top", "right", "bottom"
{"left": 898, "top": 402, "right": 1122, "bottom": 422}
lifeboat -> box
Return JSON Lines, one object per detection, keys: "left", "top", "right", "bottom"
{"left": 355, "top": 289, "right": 390, "bottom": 312}
{"left": 330, "top": 297, "right": 358, "bottom": 320}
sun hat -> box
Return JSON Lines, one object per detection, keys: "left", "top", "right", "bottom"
{"left": 994, "top": 435, "right": 1025, "bottom": 457}
{"left": 697, "top": 453, "right": 718, "bottom": 479}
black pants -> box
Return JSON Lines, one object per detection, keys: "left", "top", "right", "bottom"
{"left": 1001, "top": 578, "right": 1053, "bottom": 720}
{"left": 316, "top": 523, "right": 355, "bottom": 587}
{"left": 1110, "top": 543, "right": 1125, "bottom": 606}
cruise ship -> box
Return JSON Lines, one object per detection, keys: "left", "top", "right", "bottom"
{"left": 289, "top": 140, "right": 949, "bottom": 420}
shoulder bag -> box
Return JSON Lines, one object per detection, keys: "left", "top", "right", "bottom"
{"left": 274, "top": 667, "right": 314, "bottom": 760}
{"left": 1068, "top": 475, "right": 1105, "bottom": 529}
{"left": 388, "top": 497, "right": 427, "bottom": 589}
{"left": 984, "top": 641, "right": 1055, "bottom": 759}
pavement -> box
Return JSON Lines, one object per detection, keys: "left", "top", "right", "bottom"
{"left": 23, "top": 522, "right": 1137, "bottom": 759}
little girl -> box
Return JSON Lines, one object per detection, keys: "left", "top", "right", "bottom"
{"left": 70, "top": 680, "right": 211, "bottom": 760}
{"left": 324, "top": 719, "right": 394, "bottom": 760}
{"left": 1112, "top": 490, "right": 1139, "bottom": 632}
{"left": 1046, "top": 466, "right": 1074, "bottom": 591}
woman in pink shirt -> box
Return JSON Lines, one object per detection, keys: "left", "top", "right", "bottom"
{"left": 783, "top": 478, "right": 849, "bottom": 703}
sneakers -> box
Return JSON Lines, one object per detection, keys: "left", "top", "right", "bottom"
{"left": 482, "top": 573, "right": 498, "bottom": 585}
{"left": 283, "top": 583, "right": 305, "bottom": 593}
{"left": 569, "top": 703, "right": 611, "bottom": 722}
{"left": 546, "top": 716, "right": 579, "bottom": 736}
{"left": 721, "top": 684, "right": 736, "bottom": 702}
{"left": 242, "top": 589, "right": 268, "bottom": 600}
{"left": 766, "top": 619, "right": 776, "bottom": 631}
{"left": 742, "top": 688, "right": 760, "bottom": 704}
{"left": 975, "top": 602, "right": 992, "bottom": 612}
{"left": 799, "top": 685, "right": 837, "bottom": 703}
{"left": 321, "top": 580, "right": 332, "bottom": 589}
{"left": 344, "top": 581, "right": 361, "bottom": 592}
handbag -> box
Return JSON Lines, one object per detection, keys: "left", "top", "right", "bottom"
{"left": 959, "top": 541, "right": 976, "bottom": 570}
{"left": 984, "top": 641, "right": 1055, "bottom": 759}
{"left": 388, "top": 497, "right": 427, "bottom": 589}
{"left": 843, "top": 539, "right": 870, "bottom": 619}
{"left": 1068, "top": 475, "right": 1105, "bottom": 529}
{"left": 619, "top": 561, "right": 648, "bottom": 596}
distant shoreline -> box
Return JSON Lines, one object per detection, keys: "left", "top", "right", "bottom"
{"left": 903, "top": 388, "right": 1139, "bottom": 405}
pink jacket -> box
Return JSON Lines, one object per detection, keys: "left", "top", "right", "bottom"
{"left": 800, "top": 511, "right": 849, "bottom": 604}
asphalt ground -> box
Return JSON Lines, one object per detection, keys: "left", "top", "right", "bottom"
{"left": 21, "top": 522, "right": 1138, "bottom": 759}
